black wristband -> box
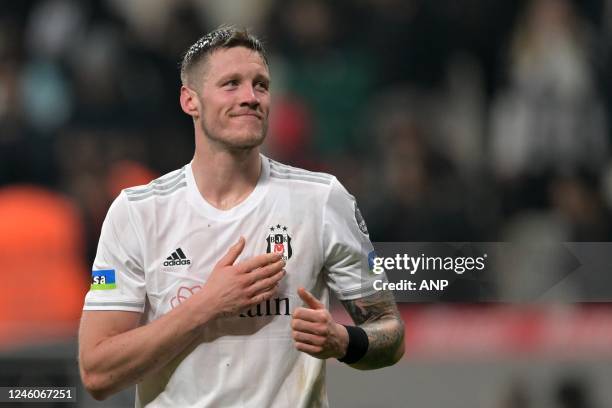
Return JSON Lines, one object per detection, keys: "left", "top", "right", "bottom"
{"left": 338, "top": 325, "right": 369, "bottom": 364}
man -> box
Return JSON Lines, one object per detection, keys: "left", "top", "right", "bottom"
{"left": 79, "top": 26, "right": 404, "bottom": 407}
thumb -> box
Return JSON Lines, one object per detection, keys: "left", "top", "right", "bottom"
{"left": 298, "top": 287, "right": 324, "bottom": 310}
{"left": 216, "top": 237, "right": 246, "bottom": 267}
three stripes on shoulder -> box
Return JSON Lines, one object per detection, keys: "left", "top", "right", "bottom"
{"left": 124, "top": 160, "right": 333, "bottom": 202}
{"left": 268, "top": 160, "right": 332, "bottom": 185}
{"left": 125, "top": 167, "right": 187, "bottom": 202}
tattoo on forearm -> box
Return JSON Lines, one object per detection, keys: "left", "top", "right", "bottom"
{"left": 341, "top": 291, "right": 405, "bottom": 368}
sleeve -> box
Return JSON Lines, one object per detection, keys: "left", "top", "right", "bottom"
{"left": 83, "top": 192, "right": 146, "bottom": 312}
{"left": 322, "top": 177, "right": 387, "bottom": 300}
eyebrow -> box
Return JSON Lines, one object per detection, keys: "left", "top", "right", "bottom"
{"left": 215, "top": 72, "right": 270, "bottom": 86}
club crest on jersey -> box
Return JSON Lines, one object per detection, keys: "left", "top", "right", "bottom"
{"left": 266, "top": 224, "right": 292, "bottom": 261}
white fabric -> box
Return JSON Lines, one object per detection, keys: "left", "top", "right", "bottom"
{"left": 83, "top": 155, "right": 378, "bottom": 407}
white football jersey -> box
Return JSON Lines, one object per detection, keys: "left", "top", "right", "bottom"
{"left": 83, "top": 155, "right": 379, "bottom": 408}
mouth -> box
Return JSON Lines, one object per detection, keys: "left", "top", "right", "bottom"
{"left": 231, "top": 112, "right": 262, "bottom": 120}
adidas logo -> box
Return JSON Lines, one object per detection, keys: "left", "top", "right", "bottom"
{"left": 163, "top": 248, "right": 191, "bottom": 266}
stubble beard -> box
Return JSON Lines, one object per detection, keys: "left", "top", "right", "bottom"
{"left": 199, "top": 115, "right": 268, "bottom": 151}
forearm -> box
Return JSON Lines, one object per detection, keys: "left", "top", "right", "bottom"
{"left": 79, "top": 299, "right": 214, "bottom": 400}
{"left": 340, "top": 291, "right": 405, "bottom": 370}
{"left": 349, "top": 315, "right": 404, "bottom": 370}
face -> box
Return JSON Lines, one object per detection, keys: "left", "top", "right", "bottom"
{"left": 191, "top": 47, "right": 270, "bottom": 150}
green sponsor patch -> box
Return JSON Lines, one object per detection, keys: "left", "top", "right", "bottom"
{"left": 91, "top": 269, "right": 116, "bottom": 290}
{"left": 91, "top": 283, "right": 117, "bottom": 290}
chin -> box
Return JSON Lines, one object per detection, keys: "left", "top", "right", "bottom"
{"left": 201, "top": 123, "right": 265, "bottom": 149}
{"left": 227, "top": 124, "right": 268, "bottom": 147}
{"left": 221, "top": 132, "right": 266, "bottom": 150}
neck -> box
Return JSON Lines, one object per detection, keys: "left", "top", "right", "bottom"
{"left": 191, "top": 137, "right": 262, "bottom": 211}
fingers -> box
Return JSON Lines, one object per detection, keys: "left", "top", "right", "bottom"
{"left": 292, "top": 308, "right": 334, "bottom": 357}
{"left": 249, "top": 285, "right": 278, "bottom": 305}
{"left": 294, "top": 342, "right": 322, "bottom": 355}
{"left": 238, "top": 252, "right": 283, "bottom": 273}
{"left": 297, "top": 287, "right": 324, "bottom": 310}
{"left": 215, "top": 237, "right": 246, "bottom": 267}
{"left": 247, "top": 269, "right": 286, "bottom": 296}
{"left": 292, "top": 331, "right": 325, "bottom": 347}
{"left": 291, "top": 318, "right": 327, "bottom": 336}
{"left": 246, "top": 260, "right": 285, "bottom": 286}
{"left": 292, "top": 307, "right": 326, "bottom": 323}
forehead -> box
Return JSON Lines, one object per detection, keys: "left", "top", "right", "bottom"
{"left": 203, "top": 46, "right": 269, "bottom": 81}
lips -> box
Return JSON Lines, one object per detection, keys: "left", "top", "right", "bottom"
{"left": 231, "top": 112, "right": 262, "bottom": 120}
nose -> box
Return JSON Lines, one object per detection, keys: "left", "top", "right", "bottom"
{"left": 238, "top": 84, "right": 260, "bottom": 110}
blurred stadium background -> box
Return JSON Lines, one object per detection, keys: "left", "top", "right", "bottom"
{"left": 1, "top": 0, "right": 612, "bottom": 407}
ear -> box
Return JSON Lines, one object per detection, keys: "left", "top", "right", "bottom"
{"left": 180, "top": 85, "right": 200, "bottom": 118}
